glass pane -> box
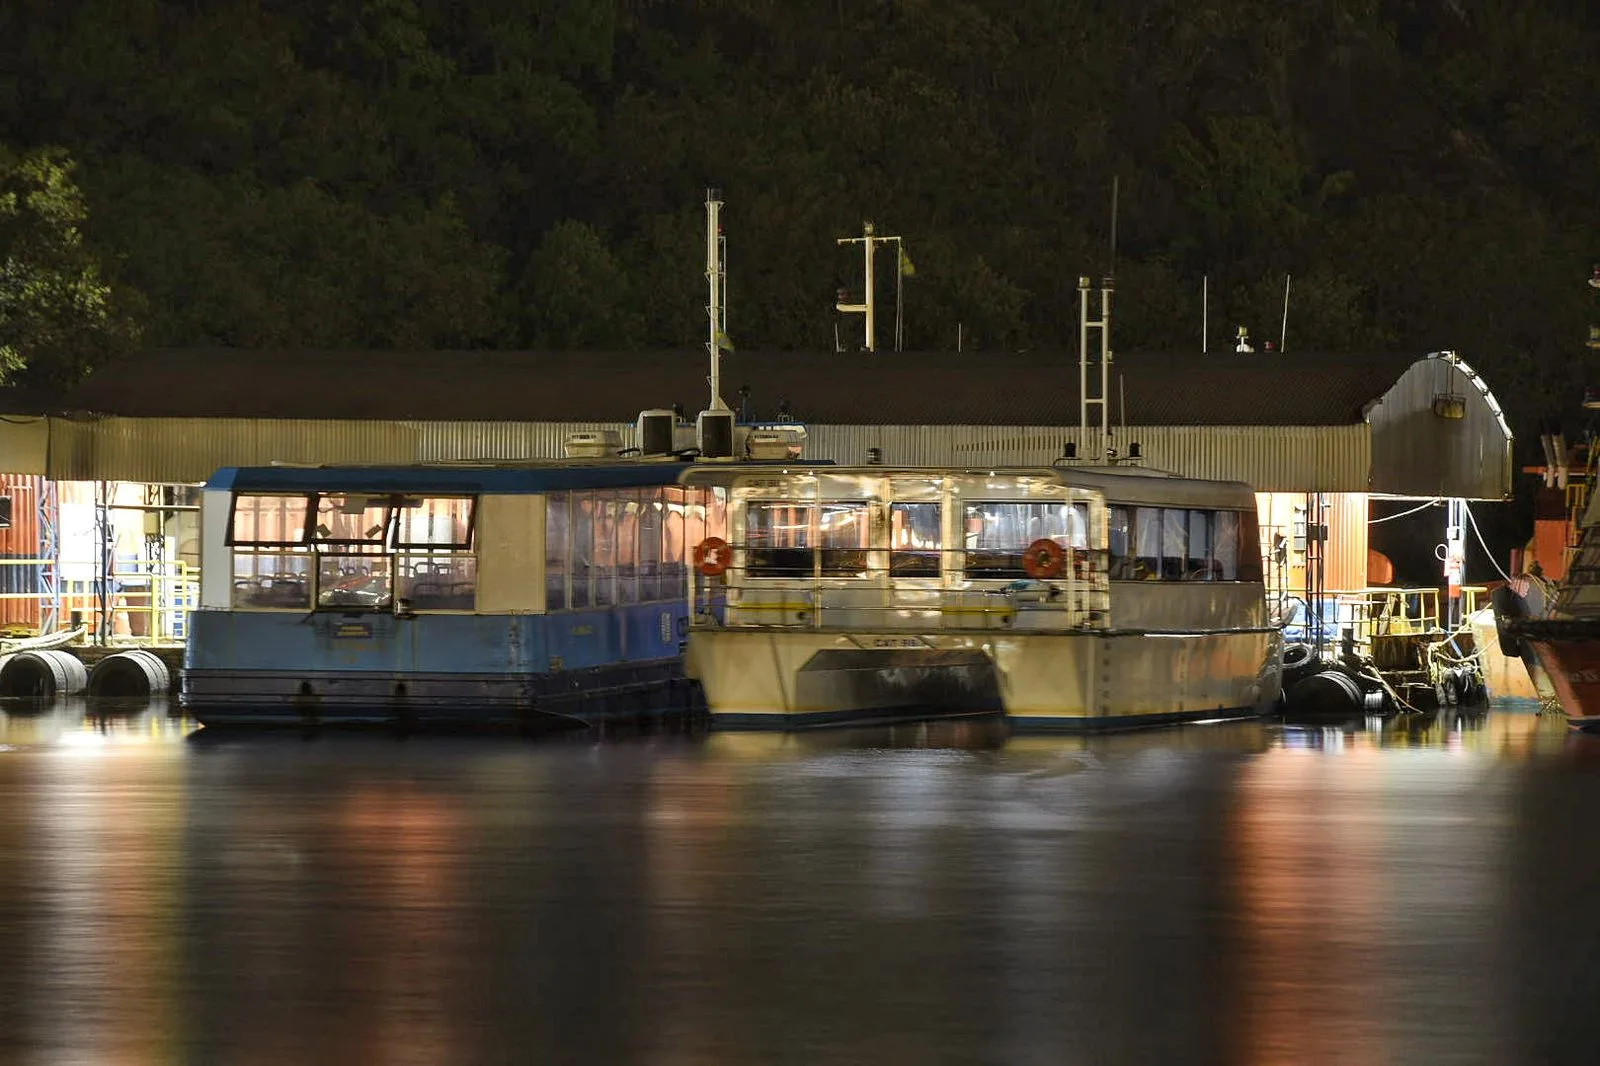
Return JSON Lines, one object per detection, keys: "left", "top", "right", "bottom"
{"left": 570, "top": 492, "right": 593, "bottom": 609}
{"left": 231, "top": 551, "right": 310, "bottom": 608}
{"left": 638, "top": 490, "right": 663, "bottom": 600}
{"left": 313, "top": 494, "right": 392, "bottom": 545}
{"left": 1186, "top": 509, "right": 1214, "bottom": 579}
{"left": 394, "top": 496, "right": 474, "bottom": 549}
{"left": 964, "top": 501, "right": 1074, "bottom": 578}
{"left": 1161, "top": 509, "right": 1187, "bottom": 580}
{"left": 230, "top": 494, "right": 310, "bottom": 546}
{"left": 745, "top": 501, "right": 812, "bottom": 577}
{"left": 398, "top": 554, "right": 477, "bottom": 610}
{"left": 1238, "top": 509, "right": 1264, "bottom": 582}
{"left": 594, "top": 493, "right": 618, "bottom": 607}
{"left": 1213, "top": 511, "right": 1240, "bottom": 580}
{"left": 1133, "top": 507, "right": 1161, "bottom": 580}
{"left": 1108, "top": 506, "right": 1132, "bottom": 579}
{"left": 819, "top": 502, "right": 869, "bottom": 576}
{"left": 661, "top": 487, "right": 687, "bottom": 596}
{"left": 890, "top": 502, "right": 941, "bottom": 577}
{"left": 317, "top": 551, "right": 392, "bottom": 608}
{"left": 545, "top": 492, "right": 568, "bottom": 610}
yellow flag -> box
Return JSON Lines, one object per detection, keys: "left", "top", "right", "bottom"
{"left": 898, "top": 247, "right": 916, "bottom": 278}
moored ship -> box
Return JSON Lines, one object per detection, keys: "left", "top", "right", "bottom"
{"left": 681, "top": 462, "right": 1282, "bottom": 730}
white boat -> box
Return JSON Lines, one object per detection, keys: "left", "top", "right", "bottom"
{"left": 681, "top": 463, "right": 1283, "bottom": 730}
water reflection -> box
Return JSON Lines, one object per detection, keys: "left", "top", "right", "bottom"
{"left": 0, "top": 701, "right": 1590, "bottom": 1062}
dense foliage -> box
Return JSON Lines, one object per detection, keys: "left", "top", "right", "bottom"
{"left": 0, "top": 0, "right": 1595, "bottom": 429}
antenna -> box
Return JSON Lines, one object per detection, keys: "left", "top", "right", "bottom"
{"left": 1108, "top": 175, "right": 1120, "bottom": 277}
{"left": 1202, "top": 274, "right": 1208, "bottom": 355}
{"left": 1279, "top": 273, "right": 1291, "bottom": 355}
{"left": 705, "top": 187, "right": 729, "bottom": 411}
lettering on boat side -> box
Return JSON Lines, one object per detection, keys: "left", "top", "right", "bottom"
{"left": 570, "top": 624, "right": 594, "bottom": 637}
{"left": 1570, "top": 668, "right": 1600, "bottom": 684}
{"left": 333, "top": 622, "right": 372, "bottom": 639}
{"left": 851, "top": 636, "right": 927, "bottom": 650}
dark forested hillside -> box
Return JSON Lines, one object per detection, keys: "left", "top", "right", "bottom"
{"left": 0, "top": 0, "right": 1595, "bottom": 428}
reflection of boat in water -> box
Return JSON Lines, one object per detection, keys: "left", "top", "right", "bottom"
{"left": 681, "top": 463, "right": 1282, "bottom": 731}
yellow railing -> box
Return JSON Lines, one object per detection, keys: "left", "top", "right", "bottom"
{"left": 0, "top": 558, "right": 199, "bottom": 646}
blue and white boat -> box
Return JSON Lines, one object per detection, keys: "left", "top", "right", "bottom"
{"left": 182, "top": 451, "right": 765, "bottom": 729}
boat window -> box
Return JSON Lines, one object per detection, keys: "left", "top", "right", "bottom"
{"left": 1238, "top": 508, "right": 1263, "bottom": 581}
{"left": 227, "top": 493, "right": 312, "bottom": 547}
{"left": 1108, "top": 506, "right": 1132, "bottom": 578}
{"left": 637, "top": 490, "right": 664, "bottom": 600}
{"left": 316, "top": 548, "right": 392, "bottom": 609}
{"left": 594, "top": 494, "right": 620, "bottom": 607}
{"left": 545, "top": 492, "right": 569, "bottom": 610}
{"left": 891, "top": 502, "right": 941, "bottom": 577}
{"left": 1132, "top": 507, "right": 1163, "bottom": 580}
{"left": 1160, "top": 508, "right": 1188, "bottom": 579}
{"left": 396, "top": 554, "right": 477, "bottom": 610}
{"left": 819, "top": 502, "right": 870, "bottom": 577}
{"left": 232, "top": 552, "right": 311, "bottom": 609}
{"left": 963, "top": 501, "right": 1076, "bottom": 578}
{"left": 746, "top": 501, "right": 812, "bottom": 577}
{"left": 312, "top": 494, "right": 393, "bottom": 546}
{"left": 1213, "top": 511, "right": 1239, "bottom": 580}
{"left": 570, "top": 491, "right": 594, "bottom": 609}
{"left": 1186, "top": 509, "right": 1217, "bottom": 580}
{"left": 392, "top": 496, "right": 475, "bottom": 550}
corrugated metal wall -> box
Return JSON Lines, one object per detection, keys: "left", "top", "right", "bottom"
{"left": 1367, "top": 354, "right": 1513, "bottom": 500}
{"left": 809, "top": 424, "right": 1372, "bottom": 491}
{"left": 3, "top": 417, "right": 1375, "bottom": 492}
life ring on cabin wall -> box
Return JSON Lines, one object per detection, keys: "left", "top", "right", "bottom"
{"left": 1022, "top": 538, "right": 1066, "bottom": 580}
{"left": 693, "top": 536, "right": 731, "bottom": 577}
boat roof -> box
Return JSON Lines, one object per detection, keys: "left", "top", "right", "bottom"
{"left": 207, "top": 459, "right": 830, "bottom": 494}
{"left": 680, "top": 464, "right": 1257, "bottom": 508}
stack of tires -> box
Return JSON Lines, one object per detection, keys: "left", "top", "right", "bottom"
{"left": 1280, "top": 642, "right": 1366, "bottom": 717}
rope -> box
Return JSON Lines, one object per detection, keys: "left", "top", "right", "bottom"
{"left": 1368, "top": 498, "right": 1444, "bottom": 524}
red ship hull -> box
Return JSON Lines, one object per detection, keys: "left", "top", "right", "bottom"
{"left": 1525, "top": 632, "right": 1600, "bottom": 727}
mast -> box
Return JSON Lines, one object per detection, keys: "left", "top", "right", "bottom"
{"left": 705, "top": 187, "right": 728, "bottom": 411}
{"left": 835, "top": 222, "right": 902, "bottom": 352}
{"left": 1078, "top": 275, "right": 1115, "bottom": 461}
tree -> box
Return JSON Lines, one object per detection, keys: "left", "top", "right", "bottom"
{"left": 0, "top": 145, "right": 137, "bottom": 386}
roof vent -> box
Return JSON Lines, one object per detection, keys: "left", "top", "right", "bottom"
{"left": 697, "top": 409, "right": 736, "bottom": 459}
{"left": 636, "top": 409, "right": 675, "bottom": 456}
{"left": 563, "top": 430, "right": 621, "bottom": 458}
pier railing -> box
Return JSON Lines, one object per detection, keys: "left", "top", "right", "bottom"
{"left": 0, "top": 557, "right": 198, "bottom": 647}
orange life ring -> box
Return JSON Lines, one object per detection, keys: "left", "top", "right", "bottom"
{"left": 693, "top": 536, "right": 731, "bottom": 577}
{"left": 1022, "top": 538, "right": 1066, "bottom": 580}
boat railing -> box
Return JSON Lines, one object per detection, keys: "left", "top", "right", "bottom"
{"left": 689, "top": 544, "right": 1111, "bottom": 633}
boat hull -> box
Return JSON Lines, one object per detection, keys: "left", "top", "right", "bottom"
{"left": 1520, "top": 623, "right": 1600, "bottom": 728}
{"left": 687, "top": 627, "right": 1283, "bottom": 732}
{"left": 182, "top": 603, "right": 700, "bottom": 730}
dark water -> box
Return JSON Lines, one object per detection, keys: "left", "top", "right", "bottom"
{"left": 1, "top": 701, "right": 1598, "bottom": 1065}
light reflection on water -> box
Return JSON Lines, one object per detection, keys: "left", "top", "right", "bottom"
{"left": 0, "top": 701, "right": 1593, "bottom": 1063}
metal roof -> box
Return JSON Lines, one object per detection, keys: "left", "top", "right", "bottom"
{"left": 0, "top": 347, "right": 1419, "bottom": 427}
